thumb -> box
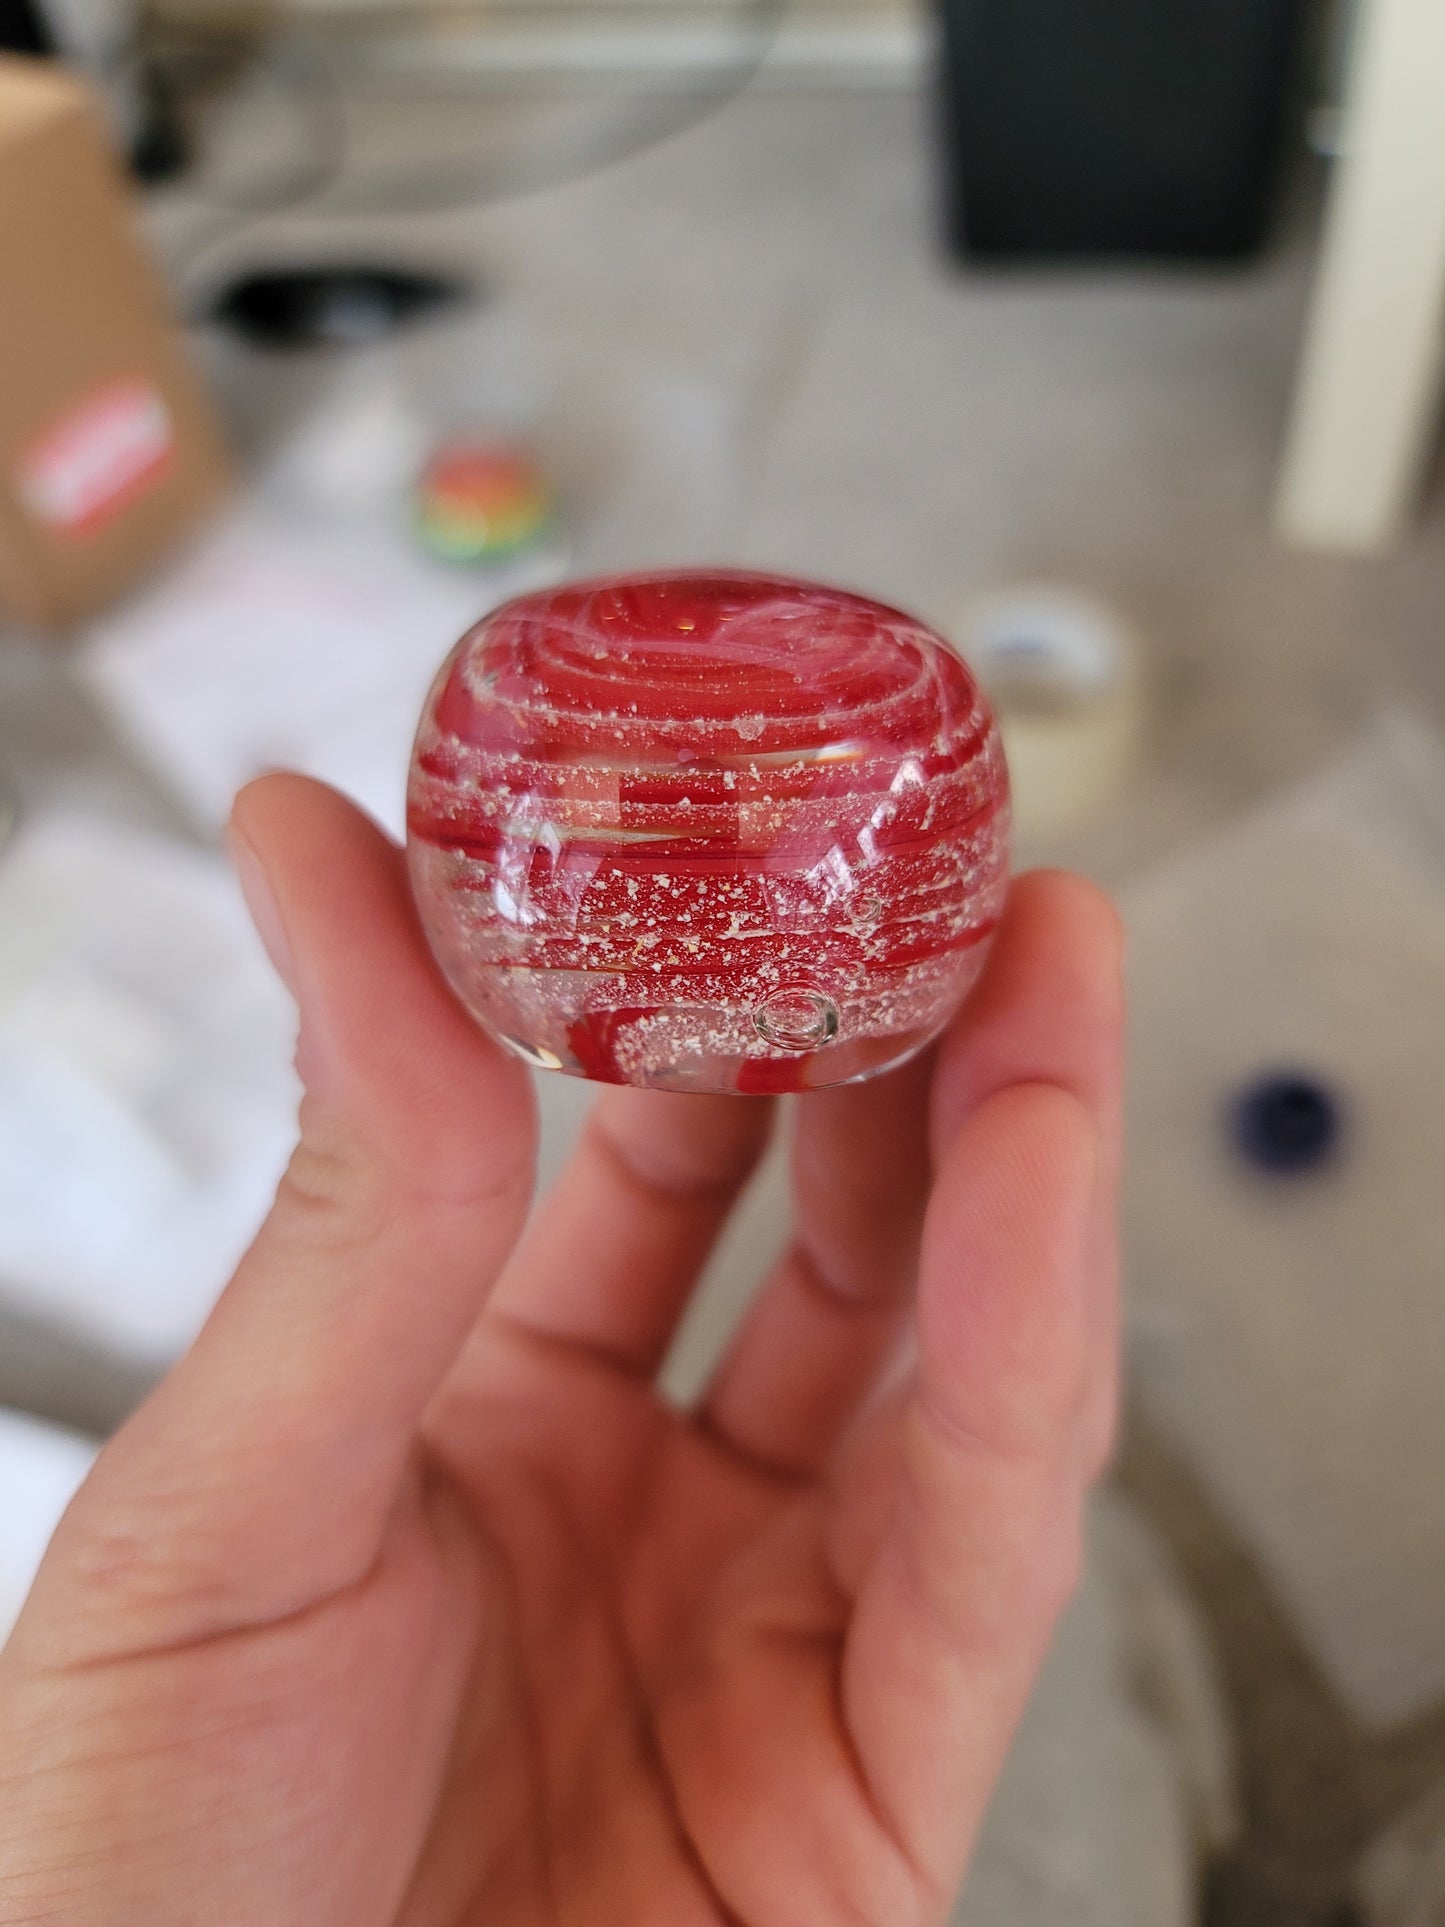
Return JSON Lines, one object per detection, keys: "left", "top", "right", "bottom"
{"left": 30, "top": 775, "right": 536, "bottom": 1660}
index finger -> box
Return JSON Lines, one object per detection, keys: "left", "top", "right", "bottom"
{"left": 28, "top": 777, "right": 538, "bottom": 1660}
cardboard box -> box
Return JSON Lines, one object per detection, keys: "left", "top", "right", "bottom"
{"left": 0, "top": 56, "right": 231, "bottom": 631}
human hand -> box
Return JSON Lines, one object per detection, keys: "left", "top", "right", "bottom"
{"left": 0, "top": 774, "right": 1122, "bottom": 1927}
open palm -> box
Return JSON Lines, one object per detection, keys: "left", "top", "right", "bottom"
{"left": 0, "top": 776, "right": 1122, "bottom": 1927}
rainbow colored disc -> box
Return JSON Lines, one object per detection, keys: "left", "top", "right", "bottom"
{"left": 415, "top": 443, "right": 554, "bottom": 565}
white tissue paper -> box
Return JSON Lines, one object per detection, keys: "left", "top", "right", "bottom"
{"left": 0, "top": 814, "right": 298, "bottom": 1362}
{"left": 76, "top": 506, "right": 488, "bottom": 840}
{"left": 0, "top": 1408, "right": 95, "bottom": 1646}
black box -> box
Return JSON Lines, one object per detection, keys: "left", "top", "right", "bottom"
{"left": 939, "top": 0, "right": 1306, "bottom": 261}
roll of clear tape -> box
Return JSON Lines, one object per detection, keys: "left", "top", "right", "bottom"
{"left": 948, "top": 586, "right": 1147, "bottom": 839}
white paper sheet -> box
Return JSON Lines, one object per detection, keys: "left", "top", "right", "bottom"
{"left": 0, "top": 815, "right": 299, "bottom": 1360}
{"left": 78, "top": 503, "right": 500, "bottom": 837}
{"left": 0, "top": 1408, "right": 95, "bottom": 1646}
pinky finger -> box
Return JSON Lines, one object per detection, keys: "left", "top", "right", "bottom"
{"left": 839, "top": 1081, "right": 1100, "bottom": 1901}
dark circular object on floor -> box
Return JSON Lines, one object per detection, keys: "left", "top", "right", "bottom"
{"left": 1227, "top": 1071, "right": 1344, "bottom": 1176}
{"left": 205, "top": 266, "right": 471, "bottom": 351}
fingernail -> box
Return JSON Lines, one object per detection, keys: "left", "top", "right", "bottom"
{"left": 229, "top": 825, "right": 295, "bottom": 993}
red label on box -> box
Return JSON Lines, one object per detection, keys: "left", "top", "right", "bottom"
{"left": 15, "top": 378, "right": 174, "bottom": 537}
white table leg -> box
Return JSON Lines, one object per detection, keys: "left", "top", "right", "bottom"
{"left": 1274, "top": 0, "right": 1445, "bottom": 552}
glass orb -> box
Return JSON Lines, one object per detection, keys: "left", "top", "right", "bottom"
{"left": 407, "top": 570, "right": 1010, "bottom": 1093}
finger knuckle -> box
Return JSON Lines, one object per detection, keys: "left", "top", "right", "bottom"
{"left": 273, "top": 1132, "right": 389, "bottom": 1254}
{"left": 59, "top": 1492, "right": 234, "bottom": 1634}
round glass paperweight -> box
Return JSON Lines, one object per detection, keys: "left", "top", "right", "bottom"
{"left": 407, "top": 569, "right": 1010, "bottom": 1093}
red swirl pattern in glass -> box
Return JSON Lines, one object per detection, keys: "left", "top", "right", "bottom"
{"left": 406, "top": 570, "right": 1010, "bottom": 1092}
